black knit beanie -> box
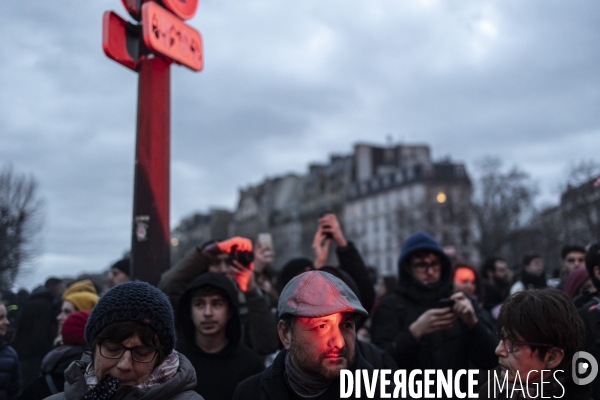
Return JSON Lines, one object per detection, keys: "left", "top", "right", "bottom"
{"left": 111, "top": 257, "right": 131, "bottom": 277}
{"left": 85, "top": 281, "right": 175, "bottom": 354}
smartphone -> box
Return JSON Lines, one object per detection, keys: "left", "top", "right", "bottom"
{"left": 319, "top": 211, "right": 334, "bottom": 239}
{"left": 438, "top": 298, "right": 455, "bottom": 309}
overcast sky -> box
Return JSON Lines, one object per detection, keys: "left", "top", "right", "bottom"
{"left": 2, "top": 0, "right": 599, "bottom": 290}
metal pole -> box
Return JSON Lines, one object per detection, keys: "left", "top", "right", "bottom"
{"left": 131, "top": 55, "right": 171, "bottom": 286}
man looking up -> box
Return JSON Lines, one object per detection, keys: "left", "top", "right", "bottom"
{"left": 176, "top": 272, "right": 263, "bottom": 400}
{"left": 234, "top": 270, "right": 377, "bottom": 400}
{"left": 371, "top": 231, "right": 497, "bottom": 399}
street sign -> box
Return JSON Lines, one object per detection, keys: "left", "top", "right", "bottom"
{"left": 141, "top": 2, "right": 203, "bottom": 71}
{"left": 102, "top": 11, "right": 140, "bottom": 71}
{"left": 162, "top": 0, "right": 199, "bottom": 21}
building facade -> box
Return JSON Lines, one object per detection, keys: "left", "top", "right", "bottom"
{"left": 227, "top": 143, "right": 479, "bottom": 275}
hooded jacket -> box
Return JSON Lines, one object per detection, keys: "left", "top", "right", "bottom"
{"left": 371, "top": 232, "right": 497, "bottom": 398}
{"left": 175, "top": 273, "right": 264, "bottom": 400}
{"left": 43, "top": 352, "right": 202, "bottom": 400}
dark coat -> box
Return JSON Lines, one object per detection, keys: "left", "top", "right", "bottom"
{"left": 335, "top": 242, "right": 376, "bottom": 315}
{"left": 18, "top": 345, "right": 86, "bottom": 400}
{"left": 233, "top": 348, "right": 383, "bottom": 400}
{"left": 371, "top": 232, "right": 498, "bottom": 399}
{"left": 0, "top": 338, "right": 20, "bottom": 400}
{"left": 175, "top": 273, "right": 264, "bottom": 400}
{"left": 13, "top": 287, "right": 57, "bottom": 387}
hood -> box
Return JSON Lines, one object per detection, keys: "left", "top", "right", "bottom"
{"left": 397, "top": 231, "right": 453, "bottom": 294}
{"left": 176, "top": 272, "right": 241, "bottom": 348}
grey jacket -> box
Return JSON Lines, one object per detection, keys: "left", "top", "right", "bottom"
{"left": 44, "top": 353, "right": 204, "bottom": 400}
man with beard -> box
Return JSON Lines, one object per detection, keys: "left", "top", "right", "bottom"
{"left": 233, "top": 271, "right": 378, "bottom": 400}
{"left": 481, "top": 257, "right": 511, "bottom": 314}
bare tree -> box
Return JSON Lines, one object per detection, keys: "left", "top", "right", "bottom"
{"left": 472, "top": 157, "right": 538, "bottom": 259}
{"left": 0, "top": 165, "right": 44, "bottom": 289}
{"left": 558, "top": 160, "right": 600, "bottom": 242}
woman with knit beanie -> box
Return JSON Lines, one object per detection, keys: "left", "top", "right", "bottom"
{"left": 55, "top": 288, "right": 99, "bottom": 348}
{"left": 45, "top": 281, "right": 203, "bottom": 400}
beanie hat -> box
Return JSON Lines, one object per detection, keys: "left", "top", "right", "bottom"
{"left": 85, "top": 281, "right": 175, "bottom": 354}
{"left": 62, "top": 310, "right": 91, "bottom": 346}
{"left": 64, "top": 292, "right": 99, "bottom": 311}
{"left": 62, "top": 279, "right": 97, "bottom": 300}
{"left": 111, "top": 258, "right": 131, "bottom": 277}
{"left": 277, "top": 257, "right": 314, "bottom": 293}
{"left": 564, "top": 268, "right": 591, "bottom": 299}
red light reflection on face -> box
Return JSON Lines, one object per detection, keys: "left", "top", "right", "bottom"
{"left": 285, "top": 312, "right": 356, "bottom": 380}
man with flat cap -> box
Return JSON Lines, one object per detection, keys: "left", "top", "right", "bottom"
{"left": 233, "top": 270, "right": 380, "bottom": 400}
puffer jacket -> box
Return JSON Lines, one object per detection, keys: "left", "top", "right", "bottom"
{"left": 43, "top": 352, "right": 203, "bottom": 400}
{"left": 0, "top": 338, "right": 19, "bottom": 399}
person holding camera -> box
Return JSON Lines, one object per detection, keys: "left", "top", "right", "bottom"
{"left": 370, "top": 231, "right": 498, "bottom": 399}
{"left": 159, "top": 237, "right": 279, "bottom": 357}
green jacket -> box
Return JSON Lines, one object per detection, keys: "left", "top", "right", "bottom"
{"left": 44, "top": 353, "right": 204, "bottom": 400}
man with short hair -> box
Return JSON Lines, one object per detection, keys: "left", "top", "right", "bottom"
{"left": 176, "top": 272, "right": 264, "bottom": 400}
{"left": 234, "top": 271, "right": 378, "bottom": 400}
{"left": 371, "top": 231, "right": 497, "bottom": 399}
{"left": 554, "top": 244, "right": 586, "bottom": 290}
{"left": 481, "top": 257, "right": 510, "bottom": 313}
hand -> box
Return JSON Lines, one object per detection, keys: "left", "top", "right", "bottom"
{"left": 318, "top": 214, "right": 347, "bottom": 247}
{"left": 254, "top": 244, "right": 274, "bottom": 274}
{"left": 409, "top": 307, "right": 456, "bottom": 341}
{"left": 229, "top": 259, "right": 256, "bottom": 293}
{"left": 450, "top": 292, "right": 478, "bottom": 328}
{"left": 312, "top": 225, "right": 331, "bottom": 269}
{"left": 217, "top": 237, "right": 253, "bottom": 254}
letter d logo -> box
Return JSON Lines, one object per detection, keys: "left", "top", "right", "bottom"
{"left": 572, "top": 351, "right": 598, "bottom": 385}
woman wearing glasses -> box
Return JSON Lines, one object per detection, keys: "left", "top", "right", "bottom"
{"left": 480, "top": 288, "right": 591, "bottom": 399}
{"left": 45, "top": 281, "right": 203, "bottom": 400}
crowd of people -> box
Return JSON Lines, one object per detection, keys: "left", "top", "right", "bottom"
{"left": 0, "top": 213, "right": 598, "bottom": 399}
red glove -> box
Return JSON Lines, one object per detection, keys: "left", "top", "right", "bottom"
{"left": 202, "top": 237, "right": 253, "bottom": 259}
{"left": 217, "top": 237, "right": 253, "bottom": 254}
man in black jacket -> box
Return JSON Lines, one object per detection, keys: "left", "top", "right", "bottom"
{"left": 176, "top": 272, "right": 264, "bottom": 400}
{"left": 234, "top": 271, "right": 382, "bottom": 400}
{"left": 371, "top": 231, "right": 498, "bottom": 399}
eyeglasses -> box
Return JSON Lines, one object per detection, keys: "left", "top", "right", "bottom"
{"left": 99, "top": 342, "right": 158, "bottom": 363}
{"left": 498, "top": 334, "right": 554, "bottom": 354}
{"left": 410, "top": 261, "right": 441, "bottom": 271}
